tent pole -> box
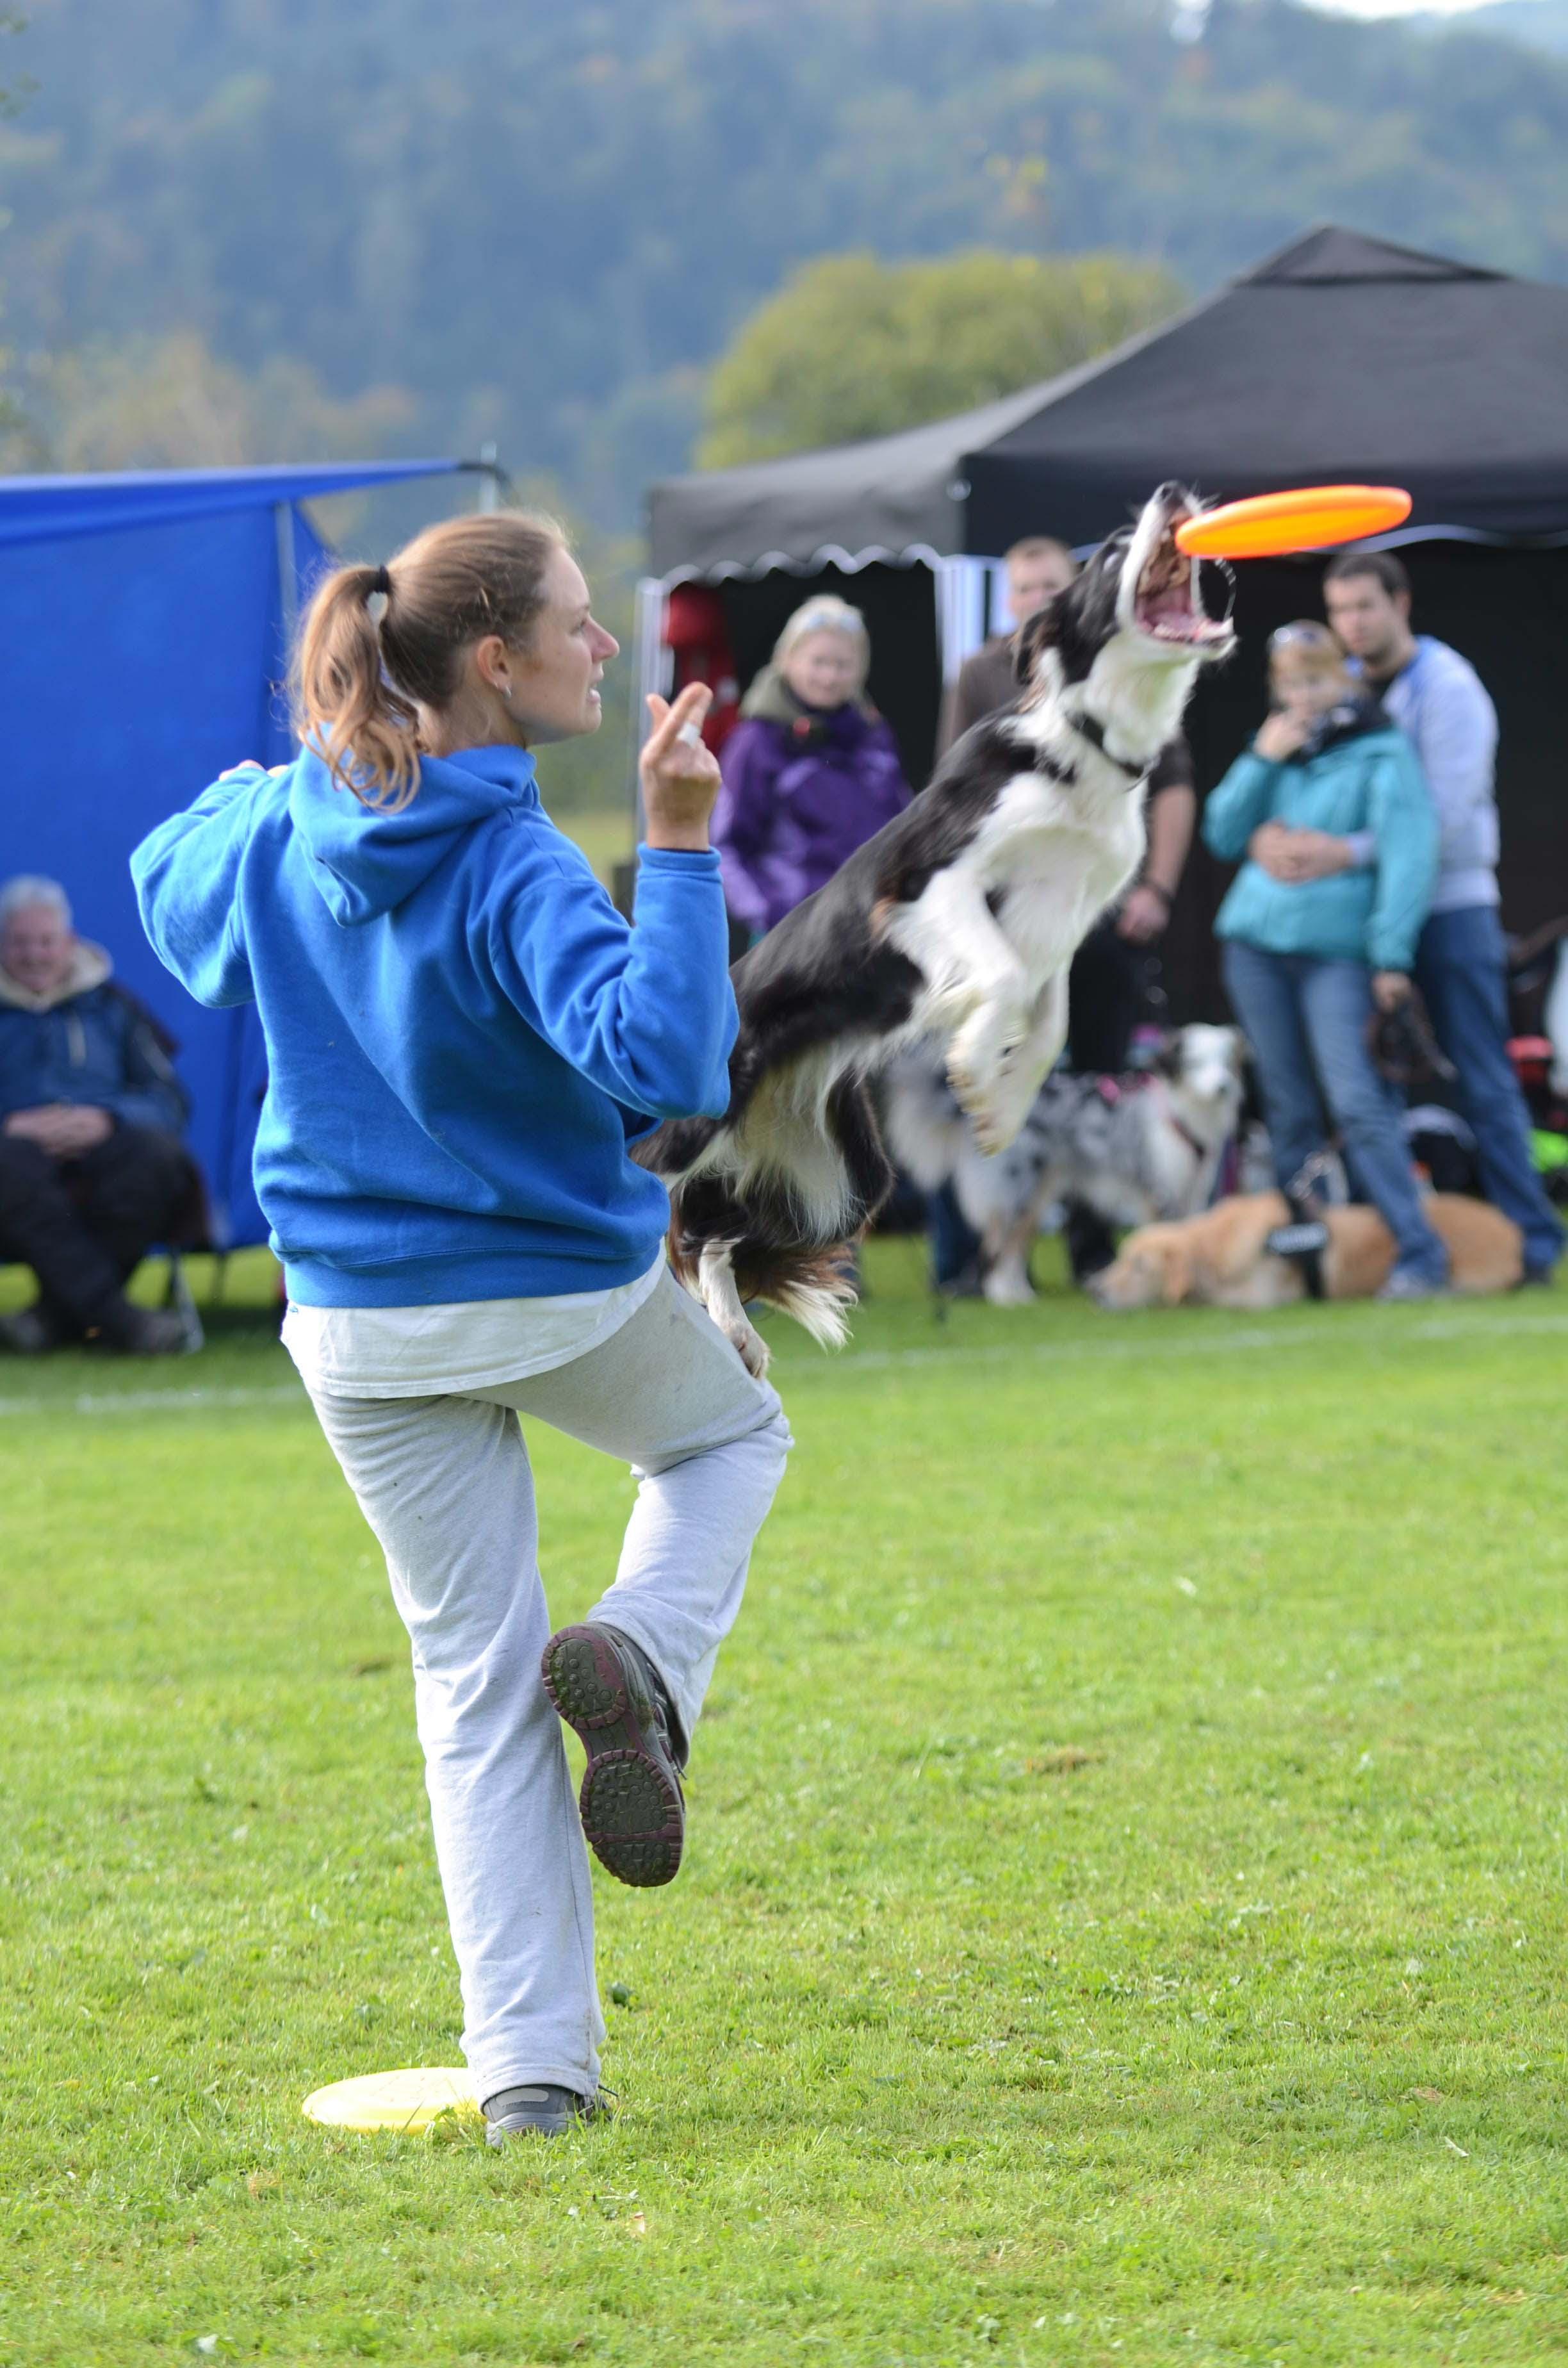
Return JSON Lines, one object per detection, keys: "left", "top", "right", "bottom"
{"left": 933, "top": 555, "right": 991, "bottom": 683}
{"left": 630, "top": 579, "right": 671, "bottom": 847}
{"left": 274, "top": 502, "right": 300, "bottom": 701}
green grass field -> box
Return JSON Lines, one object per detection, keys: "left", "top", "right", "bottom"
{"left": 4, "top": 1242, "right": 1567, "bottom": 2365}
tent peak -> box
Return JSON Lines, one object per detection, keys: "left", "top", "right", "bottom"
{"left": 1238, "top": 224, "right": 1505, "bottom": 288}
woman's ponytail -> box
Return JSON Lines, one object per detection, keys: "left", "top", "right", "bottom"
{"left": 295, "top": 563, "right": 421, "bottom": 812}
{"left": 292, "top": 511, "right": 565, "bottom": 812}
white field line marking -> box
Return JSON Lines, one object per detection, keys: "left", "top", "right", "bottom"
{"left": 2, "top": 1305, "right": 1565, "bottom": 1418}
{"left": 807, "top": 1304, "right": 1568, "bottom": 1378}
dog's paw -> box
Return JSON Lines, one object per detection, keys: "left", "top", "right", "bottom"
{"left": 949, "top": 1082, "right": 1018, "bottom": 1158}
{"left": 983, "top": 1265, "right": 1036, "bottom": 1308}
{"left": 948, "top": 1060, "right": 1034, "bottom": 1158}
{"left": 723, "top": 1316, "right": 772, "bottom": 1379}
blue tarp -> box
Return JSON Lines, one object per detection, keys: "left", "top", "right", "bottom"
{"left": 1, "top": 459, "right": 461, "bottom": 1248}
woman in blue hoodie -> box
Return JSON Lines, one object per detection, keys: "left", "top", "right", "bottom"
{"left": 1203, "top": 621, "right": 1446, "bottom": 1297}
{"left": 133, "top": 513, "right": 792, "bottom": 2142}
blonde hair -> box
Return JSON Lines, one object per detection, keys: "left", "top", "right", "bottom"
{"left": 771, "top": 594, "right": 870, "bottom": 686}
{"left": 294, "top": 510, "right": 566, "bottom": 811}
{"left": 1268, "top": 619, "right": 1352, "bottom": 695}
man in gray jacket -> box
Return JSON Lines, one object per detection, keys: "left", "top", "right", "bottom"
{"left": 1253, "top": 552, "right": 1561, "bottom": 1281}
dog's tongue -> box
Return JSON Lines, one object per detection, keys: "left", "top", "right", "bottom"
{"left": 1143, "top": 579, "right": 1192, "bottom": 626}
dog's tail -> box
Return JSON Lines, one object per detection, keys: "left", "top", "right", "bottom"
{"left": 669, "top": 1213, "right": 859, "bottom": 1351}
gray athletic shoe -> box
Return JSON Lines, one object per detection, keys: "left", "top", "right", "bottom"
{"left": 482, "top": 2084, "right": 610, "bottom": 2146}
{"left": 540, "top": 1623, "right": 686, "bottom": 1888}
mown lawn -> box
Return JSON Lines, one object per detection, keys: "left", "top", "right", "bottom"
{"left": 2, "top": 1241, "right": 1566, "bottom": 2365}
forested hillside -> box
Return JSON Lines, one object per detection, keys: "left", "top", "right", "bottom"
{"left": 1429, "top": 1, "right": 1568, "bottom": 56}
{"left": 3, "top": 0, "right": 1568, "bottom": 520}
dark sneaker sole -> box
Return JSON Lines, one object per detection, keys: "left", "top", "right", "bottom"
{"left": 541, "top": 1627, "right": 684, "bottom": 1889}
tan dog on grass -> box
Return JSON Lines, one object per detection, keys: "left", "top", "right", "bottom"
{"left": 1091, "top": 1191, "right": 1522, "bottom": 1311}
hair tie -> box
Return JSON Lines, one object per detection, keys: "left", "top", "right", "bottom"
{"left": 370, "top": 564, "right": 393, "bottom": 601}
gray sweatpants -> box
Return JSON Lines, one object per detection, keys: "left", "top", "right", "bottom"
{"left": 304, "top": 1269, "right": 791, "bottom": 2105}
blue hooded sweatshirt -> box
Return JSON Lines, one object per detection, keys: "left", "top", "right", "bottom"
{"left": 131, "top": 744, "right": 737, "bottom": 1306}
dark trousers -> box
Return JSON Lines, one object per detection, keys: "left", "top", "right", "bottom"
{"left": 0, "top": 1124, "right": 197, "bottom": 1337}
{"left": 1417, "top": 905, "right": 1566, "bottom": 1275}
{"left": 1062, "top": 919, "right": 1145, "bottom": 1279}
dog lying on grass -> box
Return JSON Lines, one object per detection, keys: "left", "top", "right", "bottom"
{"left": 1090, "top": 1190, "right": 1522, "bottom": 1311}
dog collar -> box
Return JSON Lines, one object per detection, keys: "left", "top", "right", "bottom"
{"left": 1068, "top": 711, "right": 1153, "bottom": 784}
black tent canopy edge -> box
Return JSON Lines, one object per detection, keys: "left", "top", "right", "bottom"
{"left": 648, "top": 225, "right": 1568, "bottom": 579}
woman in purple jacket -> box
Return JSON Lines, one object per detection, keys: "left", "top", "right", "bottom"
{"left": 713, "top": 596, "right": 912, "bottom": 937}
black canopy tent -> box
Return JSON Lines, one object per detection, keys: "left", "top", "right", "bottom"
{"left": 645, "top": 226, "right": 1568, "bottom": 1017}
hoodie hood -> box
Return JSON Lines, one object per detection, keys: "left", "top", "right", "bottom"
{"left": 289, "top": 742, "right": 539, "bottom": 924}
{"left": 0, "top": 934, "right": 112, "bottom": 1012}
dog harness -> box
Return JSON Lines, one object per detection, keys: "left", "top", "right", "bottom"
{"left": 1265, "top": 1155, "right": 1332, "bottom": 1301}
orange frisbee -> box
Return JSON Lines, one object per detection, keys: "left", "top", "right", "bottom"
{"left": 1175, "top": 484, "right": 1412, "bottom": 561}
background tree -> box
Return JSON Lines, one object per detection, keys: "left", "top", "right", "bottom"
{"left": 0, "top": 331, "right": 412, "bottom": 473}
{"left": 4, "top": 0, "right": 1568, "bottom": 524}
{"left": 698, "top": 248, "right": 1185, "bottom": 468}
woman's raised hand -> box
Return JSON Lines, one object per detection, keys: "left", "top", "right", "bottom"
{"left": 640, "top": 684, "right": 723, "bottom": 852}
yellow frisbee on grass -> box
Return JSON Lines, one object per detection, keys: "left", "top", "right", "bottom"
{"left": 1174, "top": 484, "right": 1412, "bottom": 561}
{"left": 302, "top": 2066, "right": 478, "bottom": 2134}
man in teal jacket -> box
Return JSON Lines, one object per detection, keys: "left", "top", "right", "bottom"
{"left": 1204, "top": 621, "right": 1447, "bottom": 1297}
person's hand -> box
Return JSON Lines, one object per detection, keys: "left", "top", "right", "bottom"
{"left": 1253, "top": 709, "right": 1312, "bottom": 764}
{"left": 640, "top": 684, "right": 723, "bottom": 853}
{"left": 1116, "top": 884, "right": 1172, "bottom": 944}
{"left": 3, "top": 1103, "right": 113, "bottom": 1156}
{"left": 1371, "top": 970, "right": 1412, "bottom": 1012}
{"left": 1283, "top": 828, "right": 1353, "bottom": 883}
{"left": 1248, "top": 822, "right": 1353, "bottom": 884}
{"left": 218, "top": 759, "right": 290, "bottom": 782}
{"left": 1248, "top": 820, "right": 1299, "bottom": 881}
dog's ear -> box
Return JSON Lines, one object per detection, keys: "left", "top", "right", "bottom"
{"left": 1013, "top": 597, "right": 1063, "bottom": 689}
{"left": 1149, "top": 1033, "right": 1182, "bottom": 1081}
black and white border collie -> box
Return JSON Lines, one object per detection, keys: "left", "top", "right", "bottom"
{"left": 637, "top": 483, "right": 1235, "bottom": 1374}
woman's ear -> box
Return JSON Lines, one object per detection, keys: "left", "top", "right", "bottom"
{"left": 471, "top": 633, "right": 512, "bottom": 693}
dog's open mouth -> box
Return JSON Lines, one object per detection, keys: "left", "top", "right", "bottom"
{"left": 1135, "top": 529, "right": 1232, "bottom": 647}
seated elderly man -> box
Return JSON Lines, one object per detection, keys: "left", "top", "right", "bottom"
{"left": 0, "top": 876, "right": 201, "bottom": 1354}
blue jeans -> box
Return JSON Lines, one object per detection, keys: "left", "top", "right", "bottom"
{"left": 1221, "top": 940, "right": 1449, "bottom": 1282}
{"left": 1417, "top": 905, "right": 1565, "bottom": 1276}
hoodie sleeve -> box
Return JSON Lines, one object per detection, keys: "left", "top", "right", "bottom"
{"left": 710, "top": 721, "right": 781, "bottom": 934}
{"left": 487, "top": 839, "right": 739, "bottom": 1122}
{"left": 1201, "top": 748, "right": 1284, "bottom": 862}
{"left": 131, "top": 769, "right": 265, "bottom": 1008}
{"left": 1364, "top": 737, "right": 1441, "bottom": 974}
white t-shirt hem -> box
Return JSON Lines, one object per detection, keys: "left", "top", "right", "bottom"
{"left": 283, "top": 1249, "right": 666, "bottom": 1400}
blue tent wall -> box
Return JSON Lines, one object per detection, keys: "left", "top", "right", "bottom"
{"left": 1, "top": 460, "right": 459, "bottom": 1248}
